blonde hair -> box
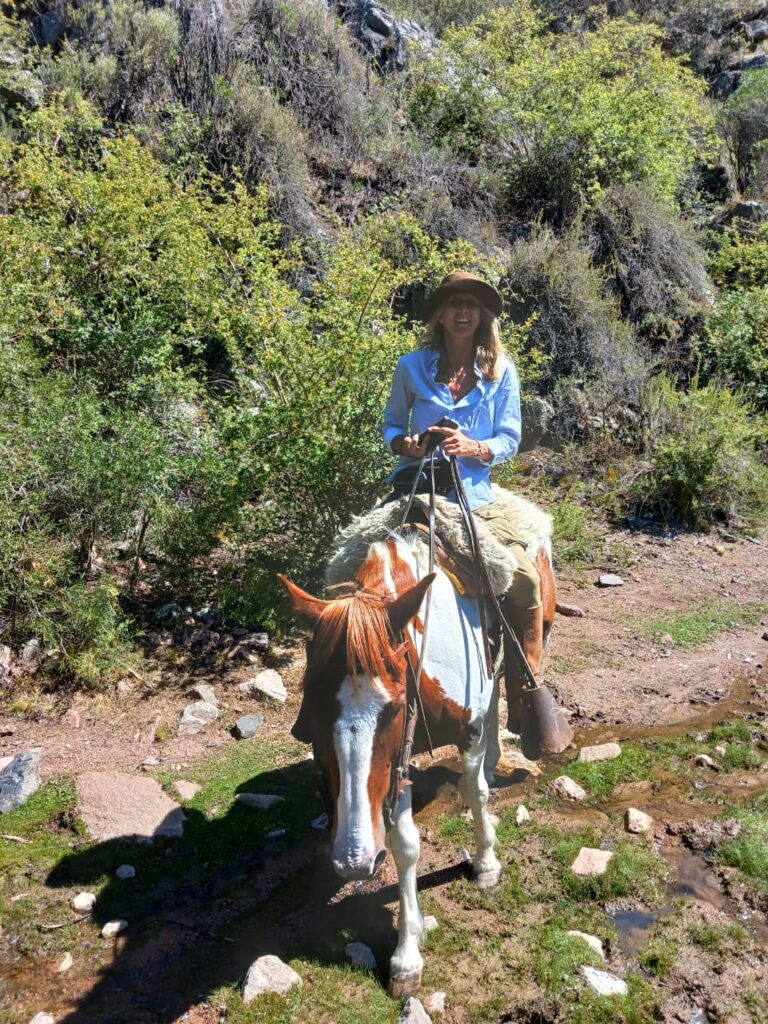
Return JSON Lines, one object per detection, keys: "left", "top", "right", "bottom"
{"left": 421, "top": 301, "right": 504, "bottom": 381}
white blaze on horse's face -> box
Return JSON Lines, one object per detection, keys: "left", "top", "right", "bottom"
{"left": 331, "top": 674, "right": 389, "bottom": 881}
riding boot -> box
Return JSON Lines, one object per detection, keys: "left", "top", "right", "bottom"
{"left": 501, "top": 599, "right": 544, "bottom": 733}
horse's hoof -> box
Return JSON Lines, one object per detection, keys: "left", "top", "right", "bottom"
{"left": 388, "top": 972, "right": 422, "bottom": 999}
{"left": 473, "top": 867, "right": 501, "bottom": 889}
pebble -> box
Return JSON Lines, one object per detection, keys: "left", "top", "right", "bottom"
{"left": 29, "top": 1014, "right": 55, "bottom": 1024}
{"left": 345, "top": 941, "right": 377, "bottom": 970}
{"left": 578, "top": 742, "right": 621, "bottom": 763}
{"left": 235, "top": 793, "right": 285, "bottom": 811}
{"left": 552, "top": 776, "right": 587, "bottom": 802}
{"left": 57, "top": 952, "right": 74, "bottom": 972}
{"left": 115, "top": 864, "right": 136, "bottom": 880}
{"left": 265, "top": 828, "right": 287, "bottom": 839}
{"left": 237, "top": 669, "right": 287, "bottom": 703}
{"left": 399, "top": 997, "right": 432, "bottom": 1023}
{"left": 101, "top": 919, "right": 128, "bottom": 938}
{"left": 242, "top": 954, "right": 302, "bottom": 1003}
{"left": 423, "top": 915, "right": 439, "bottom": 933}
{"left": 424, "top": 991, "right": 445, "bottom": 1016}
{"left": 173, "top": 780, "right": 201, "bottom": 801}
{"left": 233, "top": 714, "right": 264, "bottom": 739}
{"left": 189, "top": 683, "right": 218, "bottom": 707}
{"left": 142, "top": 756, "right": 159, "bottom": 769}
{"left": 178, "top": 701, "right": 218, "bottom": 736}
{"left": 597, "top": 574, "right": 624, "bottom": 587}
{"left": 625, "top": 808, "right": 654, "bottom": 834}
{"left": 580, "top": 965, "right": 627, "bottom": 996}
{"left": 567, "top": 930, "right": 605, "bottom": 959}
{"left": 571, "top": 848, "right": 614, "bottom": 877}
{"left": 310, "top": 812, "right": 329, "bottom": 830}
{"left": 694, "top": 754, "right": 719, "bottom": 770}
{"left": 71, "top": 891, "right": 97, "bottom": 912}
{"left": 556, "top": 602, "right": 584, "bottom": 617}
{"left": 515, "top": 805, "right": 530, "bottom": 825}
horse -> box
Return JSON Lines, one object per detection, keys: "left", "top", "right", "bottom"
{"left": 280, "top": 523, "right": 555, "bottom": 997}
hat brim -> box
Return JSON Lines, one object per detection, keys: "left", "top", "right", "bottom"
{"left": 420, "top": 278, "right": 503, "bottom": 322}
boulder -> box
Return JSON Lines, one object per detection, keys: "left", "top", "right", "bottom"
{"left": 152, "top": 603, "right": 186, "bottom": 625}
{"left": 424, "top": 991, "right": 445, "bottom": 1015}
{"left": 194, "top": 606, "right": 224, "bottom": 629}
{"left": 237, "top": 669, "right": 287, "bottom": 703}
{"left": 552, "top": 775, "right": 587, "bottom": 802}
{"left": 234, "top": 714, "right": 264, "bottom": 739}
{"left": 580, "top": 965, "right": 627, "bottom": 997}
{"left": 336, "top": 0, "right": 435, "bottom": 72}
{"left": 178, "top": 700, "right": 218, "bottom": 736}
{"left": 625, "top": 808, "right": 653, "bottom": 834}
{"left": 242, "top": 954, "right": 302, "bottom": 1003}
{"left": 520, "top": 395, "right": 555, "bottom": 451}
{"left": 571, "top": 847, "right": 614, "bottom": 876}
{"left": 76, "top": 771, "right": 186, "bottom": 841}
{"left": 0, "top": 749, "right": 41, "bottom": 813}
{"left": 399, "top": 997, "right": 432, "bottom": 1023}
{"left": 741, "top": 19, "right": 768, "bottom": 43}
{"left": 578, "top": 743, "right": 621, "bottom": 763}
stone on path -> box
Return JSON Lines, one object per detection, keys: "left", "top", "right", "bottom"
{"left": 580, "top": 965, "right": 627, "bottom": 996}
{"left": 399, "top": 997, "right": 432, "bottom": 1023}
{"left": 553, "top": 776, "right": 587, "bottom": 802}
{"left": 714, "top": 744, "right": 727, "bottom": 757}
{"left": 625, "top": 808, "right": 654, "bottom": 834}
{"left": 57, "top": 952, "right": 74, "bottom": 973}
{"left": 177, "top": 700, "right": 218, "bottom": 736}
{"left": 189, "top": 683, "right": 218, "bottom": 706}
{"left": 694, "top": 754, "right": 719, "bottom": 770}
{"left": 424, "top": 991, "right": 446, "bottom": 1016}
{"left": 423, "top": 915, "right": 439, "bottom": 933}
{"left": 237, "top": 669, "right": 287, "bottom": 703}
{"left": 515, "top": 805, "right": 531, "bottom": 825}
{"left": 234, "top": 714, "right": 264, "bottom": 739}
{"left": 242, "top": 954, "right": 302, "bottom": 1003}
{"left": 236, "top": 793, "right": 285, "bottom": 811}
{"left": 101, "top": 919, "right": 128, "bottom": 938}
{"left": 0, "top": 749, "right": 41, "bottom": 813}
{"left": 345, "top": 941, "right": 377, "bottom": 970}
{"left": 173, "top": 780, "right": 201, "bottom": 801}
{"left": 567, "top": 930, "right": 605, "bottom": 959}
{"left": 115, "top": 864, "right": 136, "bottom": 879}
{"left": 571, "top": 847, "right": 614, "bottom": 877}
{"left": 597, "top": 574, "right": 623, "bottom": 587}
{"left": 29, "top": 1014, "right": 55, "bottom": 1024}
{"left": 71, "top": 891, "right": 96, "bottom": 912}
{"left": 578, "top": 743, "right": 621, "bottom": 763}
{"left": 555, "top": 602, "right": 584, "bottom": 618}
{"left": 76, "top": 772, "right": 186, "bottom": 841}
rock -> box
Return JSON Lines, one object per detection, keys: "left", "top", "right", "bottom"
{"left": 762, "top": 630, "right": 768, "bottom": 641}
{"left": 345, "top": 941, "right": 377, "bottom": 969}
{"left": 597, "top": 574, "right": 623, "bottom": 587}
{"left": 721, "top": 200, "right": 768, "bottom": 228}
{"left": 399, "top": 996, "right": 432, "bottom": 1023}
{"left": 57, "top": 952, "right": 74, "bottom": 972}
{"left": 265, "top": 828, "right": 287, "bottom": 839}
{"left": 424, "top": 991, "right": 445, "bottom": 1016}
{"left": 0, "top": 644, "right": 12, "bottom": 680}
{"left": 520, "top": 395, "right": 555, "bottom": 450}
{"left": 21, "top": 638, "right": 42, "bottom": 663}
{"left": 625, "top": 808, "right": 653, "bottom": 833}
{"left": 741, "top": 19, "right": 768, "bottom": 43}
{"left": 115, "top": 864, "right": 136, "bottom": 879}
{"left": 659, "top": 633, "right": 675, "bottom": 646}
{"left": 237, "top": 669, "right": 287, "bottom": 703}
{"left": 555, "top": 602, "right": 585, "bottom": 617}
{"left": 62, "top": 709, "right": 81, "bottom": 729}
{"left": 101, "top": 919, "right": 128, "bottom": 938}
{"left": 310, "top": 812, "right": 329, "bottom": 830}
{"left": 178, "top": 700, "right": 218, "bottom": 736}
{"left": 34, "top": 9, "right": 67, "bottom": 46}
{"left": 152, "top": 603, "right": 185, "bottom": 626}
{"left": 0, "top": 749, "right": 41, "bottom": 813}
{"left": 337, "top": 0, "right": 435, "bottom": 73}
{"left": 571, "top": 848, "right": 614, "bottom": 876}
{"left": 76, "top": 771, "right": 186, "bottom": 841}
{"left": 236, "top": 793, "right": 285, "bottom": 811}
{"left": 234, "top": 714, "right": 264, "bottom": 739}
{"left": 0, "top": 722, "right": 15, "bottom": 736}
{"left": 194, "top": 606, "right": 223, "bottom": 629}
{"left": 71, "top": 891, "right": 97, "bottom": 912}
{"left": 578, "top": 742, "right": 621, "bottom": 763}
{"left": 189, "top": 683, "right": 218, "bottom": 706}
{"left": 29, "top": 1014, "right": 55, "bottom": 1024}
{"left": 141, "top": 756, "right": 159, "bottom": 769}
{"left": 714, "top": 744, "right": 727, "bottom": 757}
{"left": 552, "top": 776, "right": 587, "bottom": 802}
{"left": 173, "top": 780, "right": 201, "bottom": 801}
{"left": 423, "top": 915, "right": 439, "bottom": 933}
{"left": 580, "top": 965, "right": 627, "bottom": 997}
{"left": 242, "top": 954, "right": 302, "bottom": 1003}
{"left": 116, "top": 678, "right": 134, "bottom": 695}
{"left": 567, "top": 930, "right": 605, "bottom": 959}
{"left": 515, "top": 805, "right": 531, "bottom": 825}
{"left": 242, "top": 631, "right": 269, "bottom": 652}
{"left": 694, "top": 754, "right": 719, "bottom": 770}
{"left": 189, "top": 628, "right": 220, "bottom": 655}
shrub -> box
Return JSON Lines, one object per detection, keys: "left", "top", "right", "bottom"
{"left": 699, "top": 285, "right": 768, "bottom": 410}
{"left": 631, "top": 375, "right": 768, "bottom": 529}
{"left": 719, "top": 68, "right": 768, "bottom": 196}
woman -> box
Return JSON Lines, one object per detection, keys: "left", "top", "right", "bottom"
{"left": 382, "top": 271, "right": 544, "bottom": 725}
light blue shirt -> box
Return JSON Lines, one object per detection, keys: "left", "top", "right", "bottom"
{"left": 382, "top": 348, "right": 521, "bottom": 510}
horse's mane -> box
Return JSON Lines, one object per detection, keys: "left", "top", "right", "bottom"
{"left": 308, "top": 586, "right": 403, "bottom": 687}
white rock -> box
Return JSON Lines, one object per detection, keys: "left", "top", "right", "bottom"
{"left": 189, "top": 683, "right": 218, "bottom": 707}
{"left": 57, "top": 952, "right": 74, "bottom": 972}
{"left": 242, "top": 954, "right": 302, "bottom": 1003}
{"left": 625, "top": 808, "right": 653, "bottom": 834}
{"left": 236, "top": 793, "right": 285, "bottom": 811}
{"left": 423, "top": 915, "right": 439, "bottom": 933}
{"left": 173, "top": 780, "right": 201, "bottom": 801}
{"left": 714, "top": 744, "right": 727, "bottom": 757}
{"left": 578, "top": 742, "right": 622, "bottom": 763}
{"left": 424, "top": 991, "right": 446, "bottom": 1016}
{"left": 515, "top": 805, "right": 531, "bottom": 825}
{"left": 177, "top": 700, "right": 218, "bottom": 736}
{"left": 694, "top": 754, "right": 718, "bottom": 770}
{"left": 580, "top": 965, "right": 627, "bottom": 996}
{"left": 571, "top": 848, "right": 614, "bottom": 876}
{"left": 597, "top": 574, "right": 624, "bottom": 587}
{"left": 345, "top": 941, "right": 377, "bottom": 970}
{"left": 399, "top": 997, "right": 432, "bottom": 1023}
{"left": 101, "top": 919, "right": 128, "bottom": 938}
{"left": 567, "top": 930, "right": 605, "bottom": 959}
{"left": 141, "top": 755, "right": 159, "bottom": 768}
{"left": 29, "top": 1014, "right": 55, "bottom": 1024}
{"left": 115, "top": 864, "right": 136, "bottom": 879}
{"left": 553, "top": 776, "right": 587, "bottom": 801}
{"left": 237, "top": 669, "right": 287, "bottom": 703}
{"left": 71, "top": 891, "right": 96, "bottom": 912}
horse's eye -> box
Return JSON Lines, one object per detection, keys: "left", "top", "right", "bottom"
{"left": 380, "top": 704, "right": 399, "bottom": 727}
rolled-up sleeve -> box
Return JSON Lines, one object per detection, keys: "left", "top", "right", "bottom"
{"left": 484, "top": 362, "right": 521, "bottom": 465}
{"left": 382, "top": 356, "right": 411, "bottom": 449}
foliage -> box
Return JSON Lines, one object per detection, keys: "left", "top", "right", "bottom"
{"left": 631, "top": 375, "right": 768, "bottom": 529}
{"left": 716, "top": 804, "right": 768, "bottom": 893}
{"left": 645, "top": 601, "right": 768, "bottom": 647}
{"left": 699, "top": 285, "right": 768, "bottom": 412}
{"left": 719, "top": 69, "right": 768, "bottom": 195}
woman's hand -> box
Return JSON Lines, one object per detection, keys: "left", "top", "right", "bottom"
{"left": 428, "top": 425, "right": 489, "bottom": 460}
{"left": 395, "top": 434, "right": 431, "bottom": 459}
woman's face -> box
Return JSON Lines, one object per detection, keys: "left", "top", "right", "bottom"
{"left": 437, "top": 291, "right": 482, "bottom": 341}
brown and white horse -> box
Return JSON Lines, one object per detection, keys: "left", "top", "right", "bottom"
{"left": 281, "top": 529, "right": 534, "bottom": 996}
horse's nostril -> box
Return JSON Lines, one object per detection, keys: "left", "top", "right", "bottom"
{"left": 373, "top": 849, "right": 387, "bottom": 874}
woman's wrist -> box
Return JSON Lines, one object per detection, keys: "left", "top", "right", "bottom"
{"left": 472, "top": 440, "right": 490, "bottom": 461}
{"left": 391, "top": 435, "right": 405, "bottom": 456}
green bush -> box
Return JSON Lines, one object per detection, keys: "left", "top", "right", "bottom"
{"left": 719, "top": 69, "right": 768, "bottom": 196}
{"left": 699, "top": 286, "right": 768, "bottom": 411}
{"left": 631, "top": 375, "right": 768, "bottom": 529}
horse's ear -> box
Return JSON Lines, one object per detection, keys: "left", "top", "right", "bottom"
{"left": 387, "top": 573, "right": 436, "bottom": 634}
{"left": 277, "top": 574, "right": 328, "bottom": 626}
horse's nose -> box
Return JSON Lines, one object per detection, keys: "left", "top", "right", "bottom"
{"left": 332, "top": 848, "right": 387, "bottom": 881}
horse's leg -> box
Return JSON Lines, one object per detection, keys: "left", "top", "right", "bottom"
{"left": 460, "top": 732, "right": 501, "bottom": 889}
{"left": 387, "top": 787, "right": 424, "bottom": 998}
{"left": 484, "top": 675, "right": 501, "bottom": 789}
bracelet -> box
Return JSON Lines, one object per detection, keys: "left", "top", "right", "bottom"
{"left": 473, "top": 440, "right": 483, "bottom": 459}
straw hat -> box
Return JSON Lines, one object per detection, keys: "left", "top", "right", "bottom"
{"left": 420, "top": 271, "right": 503, "bottom": 321}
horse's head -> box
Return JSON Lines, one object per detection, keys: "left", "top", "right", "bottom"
{"left": 279, "top": 566, "right": 434, "bottom": 881}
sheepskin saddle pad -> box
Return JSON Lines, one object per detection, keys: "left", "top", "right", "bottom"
{"left": 325, "top": 485, "right": 552, "bottom": 597}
